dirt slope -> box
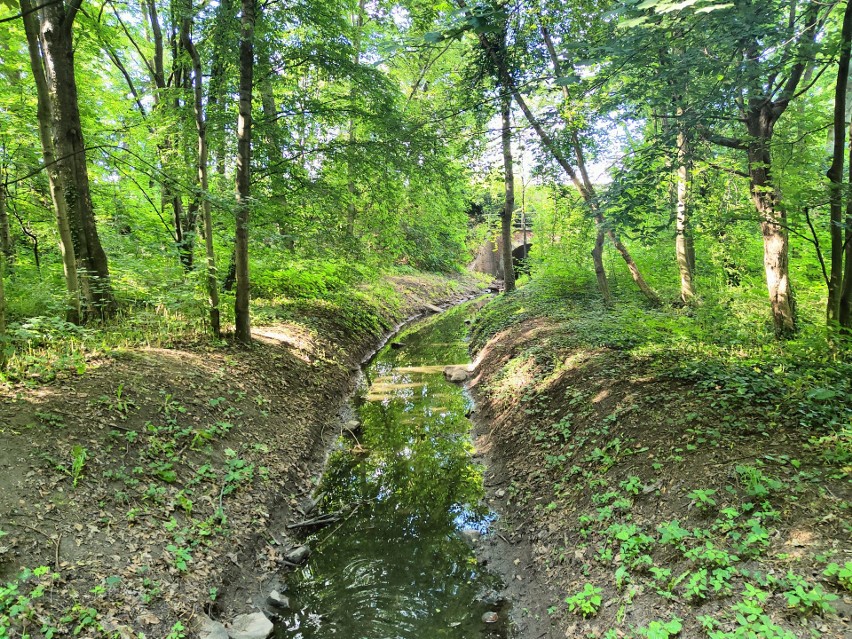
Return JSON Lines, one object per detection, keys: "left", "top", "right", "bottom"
{"left": 0, "top": 275, "right": 479, "bottom": 638}
{"left": 470, "top": 317, "right": 851, "bottom": 639}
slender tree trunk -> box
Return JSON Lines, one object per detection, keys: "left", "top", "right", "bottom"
{"left": 0, "top": 182, "right": 11, "bottom": 265}
{"left": 234, "top": 0, "right": 255, "bottom": 344}
{"left": 500, "top": 91, "right": 516, "bottom": 293}
{"left": 540, "top": 23, "right": 611, "bottom": 303}
{"left": 182, "top": 11, "right": 221, "bottom": 338}
{"left": 828, "top": 0, "right": 852, "bottom": 325}
{"left": 38, "top": 0, "right": 115, "bottom": 320}
{"left": 346, "top": 0, "right": 366, "bottom": 237}
{"left": 841, "top": 115, "right": 852, "bottom": 329}
{"left": 0, "top": 249, "right": 6, "bottom": 371}
{"left": 675, "top": 121, "right": 695, "bottom": 302}
{"left": 747, "top": 121, "right": 796, "bottom": 338}
{"left": 20, "top": 0, "right": 80, "bottom": 324}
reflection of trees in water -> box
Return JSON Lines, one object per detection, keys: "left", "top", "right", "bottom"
{"left": 321, "top": 385, "right": 488, "bottom": 535}
{"left": 281, "top": 302, "right": 501, "bottom": 639}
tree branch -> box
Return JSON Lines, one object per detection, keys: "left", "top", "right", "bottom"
{"left": 698, "top": 126, "right": 748, "bottom": 151}
{"left": 62, "top": 0, "right": 83, "bottom": 31}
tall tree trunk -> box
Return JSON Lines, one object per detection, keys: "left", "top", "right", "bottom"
{"left": 500, "top": 91, "right": 516, "bottom": 293}
{"left": 828, "top": 0, "right": 852, "bottom": 325}
{"left": 20, "top": 0, "right": 80, "bottom": 324}
{"left": 182, "top": 9, "right": 221, "bottom": 338}
{"left": 346, "top": 0, "right": 366, "bottom": 238}
{"left": 746, "top": 111, "right": 796, "bottom": 338}
{"left": 38, "top": 0, "right": 115, "bottom": 320}
{"left": 540, "top": 23, "right": 610, "bottom": 305}
{"left": 0, "top": 248, "right": 6, "bottom": 371}
{"left": 708, "top": 114, "right": 798, "bottom": 339}
{"left": 0, "top": 181, "right": 11, "bottom": 265}
{"left": 841, "top": 113, "right": 852, "bottom": 329}
{"left": 234, "top": 0, "right": 255, "bottom": 344}
{"left": 675, "top": 121, "right": 695, "bottom": 302}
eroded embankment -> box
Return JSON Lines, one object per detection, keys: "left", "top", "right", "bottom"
{"left": 0, "top": 274, "right": 480, "bottom": 638}
{"left": 469, "top": 306, "right": 851, "bottom": 639}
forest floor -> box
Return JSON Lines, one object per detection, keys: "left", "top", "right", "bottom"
{"left": 468, "top": 287, "right": 852, "bottom": 639}
{"left": 0, "top": 273, "right": 482, "bottom": 638}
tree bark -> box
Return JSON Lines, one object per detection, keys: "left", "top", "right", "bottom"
{"left": 346, "top": 0, "right": 366, "bottom": 238}
{"left": 0, "top": 181, "right": 11, "bottom": 265}
{"left": 234, "top": 0, "right": 255, "bottom": 344}
{"left": 181, "top": 7, "right": 221, "bottom": 338}
{"left": 20, "top": 0, "right": 80, "bottom": 324}
{"left": 500, "top": 90, "right": 516, "bottom": 293}
{"left": 828, "top": 0, "right": 852, "bottom": 326}
{"left": 747, "top": 117, "right": 796, "bottom": 338}
{"left": 675, "top": 120, "right": 695, "bottom": 302}
{"left": 841, "top": 106, "right": 852, "bottom": 329}
{"left": 38, "top": 0, "right": 115, "bottom": 320}
{"left": 0, "top": 249, "right": 6, "bottom": 371}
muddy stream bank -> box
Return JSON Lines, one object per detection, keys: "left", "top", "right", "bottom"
{"left": 248, "top": 299, "right": 510, "bottom": 639}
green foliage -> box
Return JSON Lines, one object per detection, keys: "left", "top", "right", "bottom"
{"left": 776, "top": 572, "right": 838, "bottom": 615}
{"left": 735, "top": 465, "right": 783, "bottom": 499}
{"left": 687, "top": 488, "right": 717, "bottom": 512}
{"left": 633, "top": 617, "right": 682, "bottom": 639}
{"left": 70, "top": 445, "right": 87, "bottom": 487}
{"left": 823, "top": 561, "right": 852, "bottom": 592}
{"left": 565, "top": 582, "right": 603, "bottom": 617}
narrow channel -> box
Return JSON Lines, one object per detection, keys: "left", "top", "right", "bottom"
{"left": 274, "top": 300, "right": 507, "bottom": 639}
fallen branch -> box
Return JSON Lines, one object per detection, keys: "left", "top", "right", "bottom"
{"left": 286, "top": 512, "right": 341, "bottom": 530}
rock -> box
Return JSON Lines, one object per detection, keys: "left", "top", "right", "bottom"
{"left": 482, "top": 611, "right": 499, "bottom": 624}
{"left": 198, "top": 615, "right": 229, "bottom": 639}
{"left": 461, "top": 528, "right": 481, "bottom": 543}
{"left": 443, "top": 365, "right": 470, "bottom": 382}
{"left": 284, "top": 544, "right": 311, "bottom": 565}
{"left": 266, "top": 590, "right": 290, "bottom": 610}
{"left": 229, "top": 613, "right": 273, "bottom": 639}
{"left": 476, "top": 588, "right": 506, "bottom": 607}
{"left": 495, "top": 489, "right": 506, "bottom": 498}
{"left": 343, "top": 420, "right": 361, "bottom": 435}
{"left": 390, "top": 341, "right": 405, "bottom": 349}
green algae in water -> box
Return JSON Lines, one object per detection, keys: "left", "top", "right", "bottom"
{"left": 276, "top": 302, "right": 506, "bottom": 639}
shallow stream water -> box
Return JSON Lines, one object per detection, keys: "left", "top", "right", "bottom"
{"left": 274, "top": 301, "right": 507, "bottom": 639}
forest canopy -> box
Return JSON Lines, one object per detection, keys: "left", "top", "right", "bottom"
{"left": 1, "top": 0, "right": 852, "bottom": 365}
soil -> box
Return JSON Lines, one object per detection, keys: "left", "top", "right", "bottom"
{"left": 468, "top": 317, "right": 852, "bottom": 639}
{"left": 0, "top": 275, "right": 481, "bottom": 638}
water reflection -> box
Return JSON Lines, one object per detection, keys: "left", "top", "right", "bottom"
{"left": 275, "top": 302, "right": 505, "bottom": 639}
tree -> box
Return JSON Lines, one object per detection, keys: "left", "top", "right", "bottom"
{"left": 828, "top": 0, "right": 852, "bottom": 329}
{"left": 20, "top": 0, "right": 115, "bottom": 321}
{"left": 234, "top": 0, "right": 256, "bottom": 344}
{"left": 180, "top": 0, "right": 221, "bottom": 337}
{"left": 500, "top": 89, "right": 516, "bottom": 292}
{"left": 0, "top": 238, "right": 6, "bottom": 371}
{"left": 687, "top": 1, "right": 823, "bottom": 337}
{"left": 455, "top": 0, "right": 660, "bottom": 305}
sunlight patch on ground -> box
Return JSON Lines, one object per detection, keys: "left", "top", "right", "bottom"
{"left": 254, "top": 324, "right": 318, "bottom": 362}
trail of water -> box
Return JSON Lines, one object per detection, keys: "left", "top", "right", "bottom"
{"left": 275, "top": 302, "right": 506, "bottom": 639}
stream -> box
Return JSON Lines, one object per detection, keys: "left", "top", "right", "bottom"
{"left": 274, "top": 300, "right": 508, "bottom": 639}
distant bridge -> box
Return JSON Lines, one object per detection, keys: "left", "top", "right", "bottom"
{"left": 470, "top": 226, "right": 533, "bottom": 279}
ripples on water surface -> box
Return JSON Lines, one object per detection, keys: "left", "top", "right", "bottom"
{"left": 275, "top": 301, "right": 506, "bottom": 639}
